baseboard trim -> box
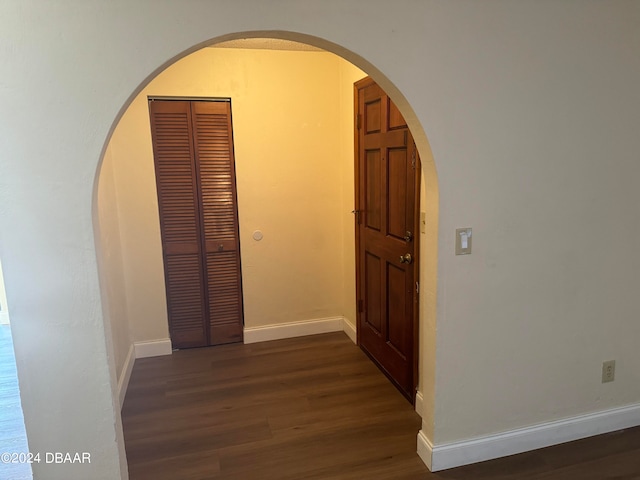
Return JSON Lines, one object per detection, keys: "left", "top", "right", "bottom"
{"left": 134, "top": 338, "right": 172, "bottom": 358}
{"left": 342, "top": 318, "right": 357, "bottom": 344}
{"left": 117, "top": 344, "right": 135, "bottom": 410}
{"left": 415, "top": 391, "right": 424, "bottom": 418}
{"left": 417, "top": 430, "right": 434, "bottom": 471}
{"left": 244, "top": 317, "right": 344, "bottom": 344}
{"left": 419, "top": 402, "right": 640, "bottom": 472}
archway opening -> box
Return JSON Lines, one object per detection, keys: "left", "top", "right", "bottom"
{"left": 92, "top": 29, "right": 439, "bottom": 470}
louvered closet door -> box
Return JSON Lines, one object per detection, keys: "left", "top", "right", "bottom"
{"left": 150, "top": 99, "right": 244, "bottom": 348}
{"left": 150, "top": 101, "right": 208, "bottom": 348}
{"left": 191, "top": 101, "right": 244, "bottom": 345}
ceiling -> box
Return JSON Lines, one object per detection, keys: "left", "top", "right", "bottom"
{"left": 210, "top": 38, "right": 325, "bottom": 52}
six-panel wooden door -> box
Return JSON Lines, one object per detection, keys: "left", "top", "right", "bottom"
{"left": 355, "top": 78, "right": 420, "bottom": 402}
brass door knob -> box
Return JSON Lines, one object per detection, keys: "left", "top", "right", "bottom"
{"left": 399, "top": 253, "right": 413, "bottom": 264}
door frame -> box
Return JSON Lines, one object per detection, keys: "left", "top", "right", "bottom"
{"left": 353, "top": 77, "right": 421, "bottom": 402}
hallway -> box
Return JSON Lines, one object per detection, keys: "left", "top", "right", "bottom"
{"left": 122, "top": 332, "right": 427, "bottom": 479}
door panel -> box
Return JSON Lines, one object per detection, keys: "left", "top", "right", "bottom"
{"left": 191, "top": 101, "right": 244, "bottom": 345}
{"left": 164, "top": 254, "right": 207, "bottom": 347}
{"left": 365, "top": 252, "right": 383, "bottom": 334}
{"left": 388, "top": 101, "right": 407, "bottom": 130}
{"left": 192, "top": 102, "right": 237, "bottom": 242}
{"left": 355, "top": 78, "right": 419, "bottom": 402}
{"left": 150, "top": 101, "right": 208, "bottom": 347}
{"left": 365, "top": 100, "right": 381, "bottom": 133}
{"left": 150, "top": 99, "right": 243, "bottom": 349}
{"left": 206, "top": 250, "right": 243, "bottom": 344}
{"left": 365, "top": 150, "right": 382, "bottom": 231}
{"left": 388, "top": 148, "right": 408, "bottom": 239}
{"left": 387, "top": 262, "right": 408, "bottom": 356}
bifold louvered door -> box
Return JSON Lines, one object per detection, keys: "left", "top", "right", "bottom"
{"left": 149, "top": 99, "right": 244, "bottom": 348}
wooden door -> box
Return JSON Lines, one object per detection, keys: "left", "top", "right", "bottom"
{"left": 355, "top": 78, "right": 420, "bottom": 402}
{"left": 150, "top": 99, "right": 244, "bottom": 349}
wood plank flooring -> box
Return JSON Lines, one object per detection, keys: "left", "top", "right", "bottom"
{"left": 0, "top": 325, "right": 32, "bottom": 480}
{"left": 122, "top": 332, "right": 640, "bottom": 480}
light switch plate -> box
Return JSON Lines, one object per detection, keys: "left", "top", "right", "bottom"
{"left": 455, "top": 228, "right": 472, "bottom": 255}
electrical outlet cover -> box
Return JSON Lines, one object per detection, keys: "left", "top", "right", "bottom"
{"left": 602, "top": 360, "right": 615, "bottom": 383}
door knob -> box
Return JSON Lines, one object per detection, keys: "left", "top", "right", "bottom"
{"left": 399, "top": 253, "right": 413, "bottom": 264}
{"left": 404, "top": 231, "right": 413, "bottom": 242}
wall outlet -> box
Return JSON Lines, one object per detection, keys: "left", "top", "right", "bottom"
{"left": 602, "top": 360, "right": 615, "bottom": 383}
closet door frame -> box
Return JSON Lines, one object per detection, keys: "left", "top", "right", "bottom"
{"left": 149, "top": 97, "right": 244, "bottom": 348}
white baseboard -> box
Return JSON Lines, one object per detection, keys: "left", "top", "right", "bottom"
{"left": 134, "top": 338, "right": 172, "bottom": 358}
{"left": 417, "top": 402, "right": 640, "bottom": 472}
{"left": 244, "top": 316, "right": 344, "bottom": 344}
{"left": 117, "top": 340, "right": 171, "bottom": 409}
{"left": 415, "top": 391, "right": 424, "bottom": 418}
{"left": 342, "top": 318, "right": 357, "bottom": 344}
{"left": 417, "top": 430, "right": 434, "bottom": 471}
{"left": 117, "top": 344, "right": 135, "bottom": 410}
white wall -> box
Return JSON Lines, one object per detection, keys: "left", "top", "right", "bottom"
{"left": 426, "top": 2, "right": 640, "bottom": 444}
{"left": 1, "top": 1, "right": 639, "bottom": 478}
{"left": 0, "top": 257, "right": 10, "bottom": 325}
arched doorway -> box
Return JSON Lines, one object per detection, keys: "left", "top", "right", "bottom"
{"left": 94, "top": 30, "right": 439, "bottom": 474}
{"left": 94, "top": 29, "right": 437, "bottom": 472}
{"left": 0, "top": 1, "right": 449, "bottom": 475}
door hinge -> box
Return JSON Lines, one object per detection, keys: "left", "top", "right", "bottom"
{"left": 358, "top": 299, "right": 364, "bottom": 313}
{"left": 411, "top": 148, "right": 416, "bottom": 170}
{"left": 357, "top": 114, "right": 362, "bottom": 130}
{"left": 416, "top": 281, "right": 420, "bottom": 294}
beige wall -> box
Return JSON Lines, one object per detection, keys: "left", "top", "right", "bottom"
{"left": 106, "top": 47, "right": 365, "bottom": 344}
{"left": 2, "top": 2, "right": 640, "bottom": 478}
{"left": 338, "top": 60, "right": 362, "bottom": 332}
{"left": 95, "top": 147, "right": 132, "bottom": 385}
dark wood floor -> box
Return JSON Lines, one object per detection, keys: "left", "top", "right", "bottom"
{"left": 0, "top": 325, "right": 32, "bottom": 480}
{"left": 122, "top": 332, "right": 640, "bottom": 480}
